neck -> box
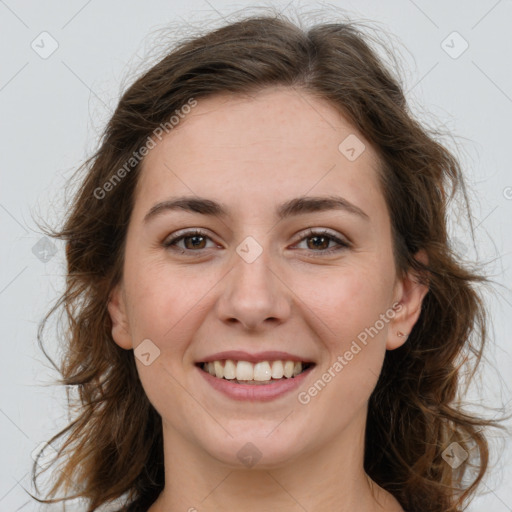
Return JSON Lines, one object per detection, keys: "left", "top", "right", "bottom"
{"left": 147, "top": 408, "right": 403, "bottom": 512}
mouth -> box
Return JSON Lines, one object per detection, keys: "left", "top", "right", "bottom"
{"left": 196, "top": 359, "right": 316, "bottom": 385}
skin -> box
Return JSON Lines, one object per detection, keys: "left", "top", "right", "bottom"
{"left": 108, "top": 86, "right": 428, "bottom": 512}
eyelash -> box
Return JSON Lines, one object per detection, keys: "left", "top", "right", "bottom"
{"left": 162, "top": 228, "right": 350, "bottom": 257}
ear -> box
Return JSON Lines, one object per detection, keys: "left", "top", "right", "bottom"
{"left": 107, "top": 282, "right": 133, "bottom": 350}
{"left": 387, "top": 249, "right": 429, "bottom": 350}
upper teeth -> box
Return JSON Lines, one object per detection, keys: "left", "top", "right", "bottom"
{"left": 203, "top": 360, "right": 306, "bottom": 381}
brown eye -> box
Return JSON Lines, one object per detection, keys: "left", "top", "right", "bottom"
{"left": 182, "top": 234, "right": 207, "bottom": 249}
{"left": 163, "top": 229, "right": 216, "bottom": 253}
{"left": 305, "top": 234, "right": 331, "bottom": 251}
{"left": 294, "top": 228, "right": 350, "bottom": 256}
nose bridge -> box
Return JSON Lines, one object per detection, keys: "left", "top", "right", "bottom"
{"left": 217, "top": 235, "right": 290, "bottom": 329}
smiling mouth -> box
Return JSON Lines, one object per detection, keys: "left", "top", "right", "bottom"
{"left": 197, "top": 360, "right": 315, "bottom": 385}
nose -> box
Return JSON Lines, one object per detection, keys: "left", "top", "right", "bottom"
{"left": 215, "top": 242, "right": 291, "bottom": 331}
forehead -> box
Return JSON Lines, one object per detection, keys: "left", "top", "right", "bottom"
{"left": 133, "top": 87, "right": 385, "bottom": 221}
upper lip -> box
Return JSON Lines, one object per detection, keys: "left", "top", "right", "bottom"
{"left": 197, "top": 350, "right": 316, "bottom": 364}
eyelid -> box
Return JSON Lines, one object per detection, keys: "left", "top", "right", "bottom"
{"left": 294, "top": 227, "right": 350, "bottom": 245}
{"left": 162, "top": 228, "right": 217, "bottom": 250}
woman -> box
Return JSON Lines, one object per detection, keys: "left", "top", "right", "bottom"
{"left": 32, "top": 10, "right": 500, "bottom": 512}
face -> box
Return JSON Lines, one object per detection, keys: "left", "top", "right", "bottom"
{"left": 108, "top": 87, "right": 426, "bottom": 469}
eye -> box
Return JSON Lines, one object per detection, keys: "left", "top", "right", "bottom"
{"left": 162, "top": 229, "right": 218, "bottom": 253}
{"left": 292, "top": 228, "right": 350, "bottom": 256}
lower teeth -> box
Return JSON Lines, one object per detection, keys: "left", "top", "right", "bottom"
{"left": 222, "top": 372, "right": 302, "bottom": 386}
{"left": 231, "top": 379, "right": 282, "bottom": 385}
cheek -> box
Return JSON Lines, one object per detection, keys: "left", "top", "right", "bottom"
{"left": 296, "top": 270, "right": 391, "bottom": 416}
{"left": 124, "top": 262, "right": 201, "bottom": 420}
{"left": 293, "top": 262, "right": 394, "bottom": 410}
{"left": 295, "top": 260, "right": 394, "bottom": 348}
{"left": 124, "top": 257, "right": 203, "bottom": 341}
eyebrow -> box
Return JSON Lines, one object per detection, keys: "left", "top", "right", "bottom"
{"left": 143, "top": 194, "right": 369, "bottom": 224}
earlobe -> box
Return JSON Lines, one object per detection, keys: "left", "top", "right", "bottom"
{"left": 387, "top": 249, "right": 429, "bottom": 350}
{"left": 107, "top": 283, "right": 133, "bottom": 350}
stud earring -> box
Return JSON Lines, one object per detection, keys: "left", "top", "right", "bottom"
{"left": 397, "top": 331, "right": 408, "bottom": 338}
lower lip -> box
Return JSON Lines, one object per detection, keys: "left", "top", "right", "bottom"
{"left": 196, "top": 364, "right": 315, "bottom": 402}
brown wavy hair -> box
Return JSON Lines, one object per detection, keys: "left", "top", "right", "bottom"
{"left": 31, "top": 8, "right": 504, "bottom": 512}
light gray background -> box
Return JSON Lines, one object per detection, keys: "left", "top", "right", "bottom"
{"left": 1, "top": 0, "right": 511, "bottom": 510}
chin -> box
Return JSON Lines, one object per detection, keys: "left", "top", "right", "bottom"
{"left": 194, "top": 425, "right": 311, "bottom": 469}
